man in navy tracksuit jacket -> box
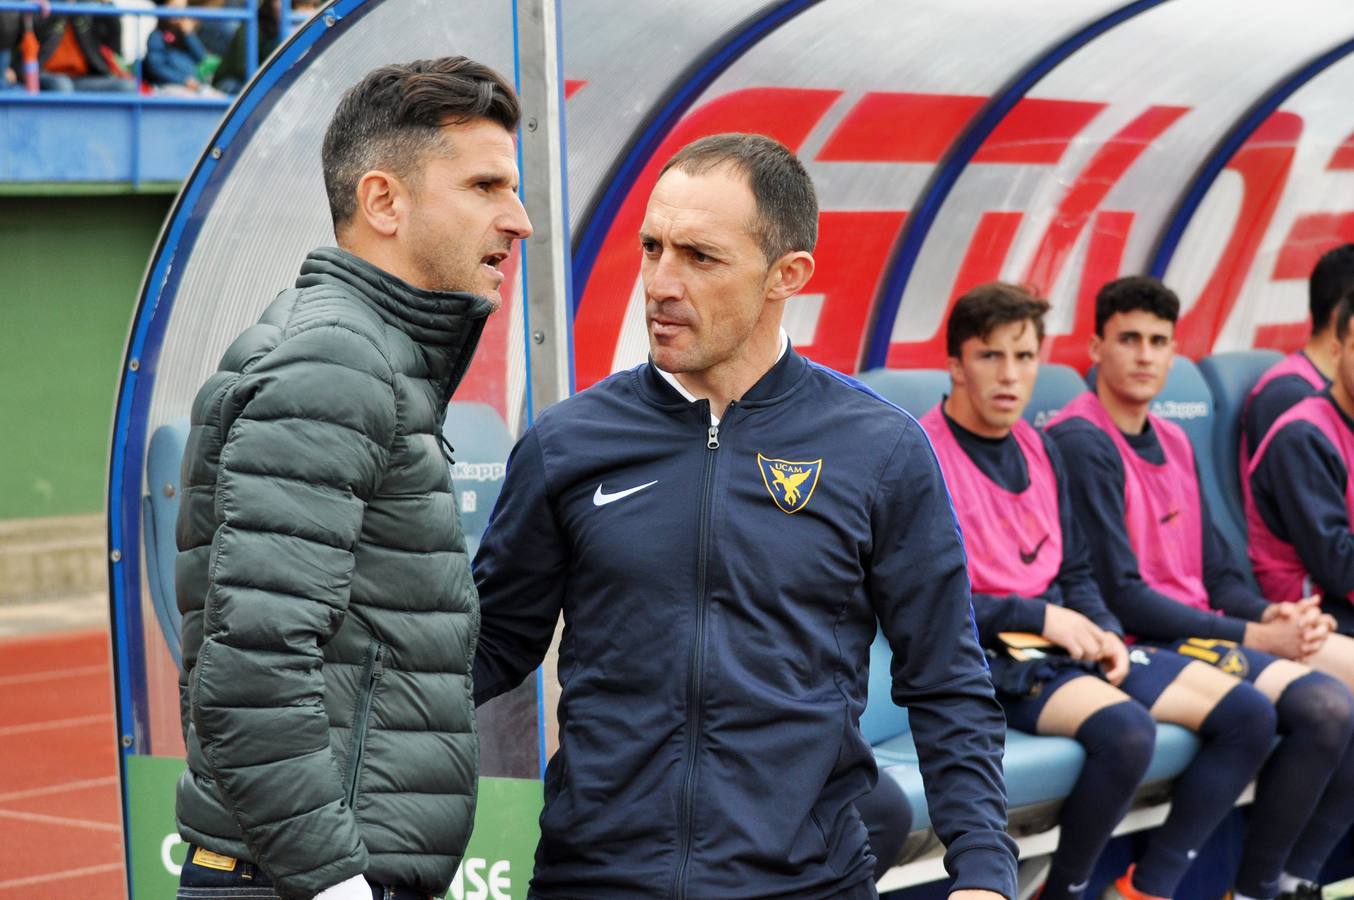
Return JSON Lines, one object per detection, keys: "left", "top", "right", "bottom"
{"left": 472, "top": 134, "right": 1017, "bottom": 899}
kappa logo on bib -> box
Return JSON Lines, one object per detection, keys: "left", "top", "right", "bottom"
{"left": 757, "top": 454, "right": 823, "bottom": 514}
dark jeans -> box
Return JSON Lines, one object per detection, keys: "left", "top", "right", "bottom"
{"left": 177, "top": 846, "right": 434, "bottom": 900}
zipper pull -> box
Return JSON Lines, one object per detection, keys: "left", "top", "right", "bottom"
{"left": 707, "top": 425, "right": 720, "bottom": 450}
{"left": 372, "top": 645, "right": 385, "bottom": 680}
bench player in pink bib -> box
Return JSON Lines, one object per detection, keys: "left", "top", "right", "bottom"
{"left": 1049, "top": 276, "right": 1354, "bottom": 900}
{"left": 1240, "top": 244, "right": 1352, "bottom": 474}
{"left": 921, "top": 285, "right": 1155, "bottom": 900}
{"left": 1248, "top": 292, "right": 1354, "bottom": 663}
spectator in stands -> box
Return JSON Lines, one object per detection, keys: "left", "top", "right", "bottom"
{"left": 143, "top": 0, "right": 222, "bottom": 95}
{"left": 1243, "top": 244, "right": 1354, "bottom": 469}
{"left": 473, "top": 133, "right": 1017, "bottom": 900}
{"left": 190, "top": 0, "right": 244, "bottom": 56}
{"left": 920, "top": 283, "right": 1154, "bottom": 900}
{"left": 212, "top": 0, "right": 317, "bottom": 93}
{"left": 1049, "top": 276, "right": 1354, "bottom": 900}
{"left": 172, "top": 57, "right": 532, "bottom": 900}
{"left": 1248, "top": 290, "right": 1354, "bottom": 652}
{"left": 0, "top": 13, "right": 18, "bottom": 90}
{"left": 33, "top": 6, "right": 136, "bottom": 93}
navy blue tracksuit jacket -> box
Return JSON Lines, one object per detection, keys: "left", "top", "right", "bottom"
{"left": 473, "top": 348, "right": 1017, "bottom": 899}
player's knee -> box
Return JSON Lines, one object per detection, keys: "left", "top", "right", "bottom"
{"left": 1203, "top": 683, "right": 1277, "bottom": 762}
{"left": 1278, "top": 672, "right": 1354, "bottom": 755}
{"left": 1077, "top": 700, "right": 1155, "bottom": 780}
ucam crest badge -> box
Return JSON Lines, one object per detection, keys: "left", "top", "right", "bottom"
{"left": 757, "top": 453, "right": 823, "bottom": 514}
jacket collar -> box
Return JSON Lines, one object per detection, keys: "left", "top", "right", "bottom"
{"left": 637, "top": 342, "right": 811, "bottom": 414}
{"left": 297, "top": 247, "right": 494, "bottom": 389}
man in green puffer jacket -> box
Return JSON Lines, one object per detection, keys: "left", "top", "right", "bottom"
{"left": 174, "top": 56, "right": 533, "bottom": 900}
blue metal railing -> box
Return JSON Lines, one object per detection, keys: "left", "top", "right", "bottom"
{"left": 0, "top": 0, "right": 306, "bottom": 95}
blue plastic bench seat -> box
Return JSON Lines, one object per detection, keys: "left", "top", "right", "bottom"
{"left": 862, "top": 625, "right": 1202, "bottom": 839}
{"left": 873, "top": 722, "right": 1199, "bottom": 834}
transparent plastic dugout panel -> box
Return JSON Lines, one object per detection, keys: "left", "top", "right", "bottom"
{"left": 886, "top": 0, "right": 1354, "bottom": 371}
{"left": 564, "top": 0, "right": 1127, "bottom": 387}
{"left": 1163, "top": 52, "right": 1354, "bottom": 356}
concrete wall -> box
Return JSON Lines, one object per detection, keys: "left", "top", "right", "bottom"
{"left": 0, "top": 194, "right": 171, "bottom": 522}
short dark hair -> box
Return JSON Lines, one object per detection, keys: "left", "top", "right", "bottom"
{"left": 659, "top": 133, "right": 818, "bottom": 263}
{"left": 1094, "top": 275, "right": 1180, "bottom": 335}
{"left": 946, "top": 282, "right": 1050, "bottom": 358}
{"left": 322, "top": 57, "right": 520, "bottom": 229}
{"left": 1310, "top": 244, "right": 1354, "bottom": 333}
{"left": 1334, "top": 290, "right": 1354, "bottom": 342}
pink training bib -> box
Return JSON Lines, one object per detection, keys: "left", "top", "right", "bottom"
{"left": 1240, "top": 351, "right": 1327, "bottom": 505}
{"left": 1247, "top": 394, "right": 1354, "bottom": 603}
{"left": 1048, "top": 392, "right": 1211, "bottom": 615}
{"left": 920, "top": 407, "right": 1062, "bottom": 598}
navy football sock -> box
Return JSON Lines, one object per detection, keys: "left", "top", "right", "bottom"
{"left": 1246, "top": 673, "right": 1354, "bottom": 890}
{"left": 1042, "top": 701, "right": 1155, "bottom": 900}
{"left": 1133, "top": 684, "right": 1274, "bottom": 897}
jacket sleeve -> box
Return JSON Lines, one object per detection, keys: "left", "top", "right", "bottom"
{"left": 1047, "top": 421, "right": 1248, "bottom": 642}
{"left": 969, "top": 593, "right": 1047, "bottom": 644}
{"left": 868, "top": 417, "right": 1018, "bottom": 899}
{"left": 1044, "top": 434, "right": 1123, "bottom": 634}
{"left": 189, "top": 324, "right": 396, "bottom": 900}
{"left": 1252, "top": 421, "right": 1354, "bottom": 598}
{"left": 472, "top": 426, "right": 569, "bottom": 706}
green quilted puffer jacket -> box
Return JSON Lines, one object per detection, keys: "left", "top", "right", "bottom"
{"left": 174, "top": 247, "right": 491, "bottom": 900}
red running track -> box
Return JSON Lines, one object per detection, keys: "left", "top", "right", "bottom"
{"left": 0, "top": 627, "right": 127, "bottom": 898}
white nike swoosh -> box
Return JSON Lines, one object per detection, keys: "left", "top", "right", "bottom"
{"left": 593, "top": 480, "right": 658, "bottom": 507}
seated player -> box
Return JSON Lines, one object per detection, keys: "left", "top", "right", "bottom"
{"left": 1249, "top": 289, "right": 1354, "bottom": 655}
{"left": 1048, "top": 276, "right": 1354, "bottom": 900}
{"left": 919, "top": 283, "right": 1153, "bottom": 900}
{"left": 1242, "top": 244, "right": 1354, "bottom": 470}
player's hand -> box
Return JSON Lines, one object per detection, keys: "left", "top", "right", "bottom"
{"left": 1262, "top": 602, "right": 1288, "bottom": 623}
{"left": 1291, "top": 596, "right": 1330, "bottom": 658}
{"left": 1042, "top": 605, "right": 1105, "bottom": 660}
{"left": 949, "top": 892, "right": 1006, "bottom": 900}
{"left": 312, "top": 874, "right": 370, "bottom": 900}
{"left": 1246, "top": 611, "right": 1317, "bottom": 660}
{"left": 1098, "top": 632, "right": 1130, "bottom": 686}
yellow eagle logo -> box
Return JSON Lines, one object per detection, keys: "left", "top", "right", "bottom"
{"left": 757, "top": 453, "right": 823, "bottom": 514}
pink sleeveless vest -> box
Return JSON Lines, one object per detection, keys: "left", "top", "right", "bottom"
{"left": 920, "top": 407, "right": 1062, "bottom": 597}
{"left": 1047, "top": 392, "right": 1211, "bottom": 614}
{"left": 1240, "top": 352, "right": 1327, "bottom": 503}
{"left": 1246, "top": 394, "right": 1354, "bottom": 602}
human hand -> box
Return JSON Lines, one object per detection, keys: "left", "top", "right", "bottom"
{"left": 1246, "top": 605, "right": 1324, "bottom": 659}
{"left": 311, "top": 874, "right": 370, "bottom": 900}
{"left": 949, "top": 891, "right": 1007, "bottom": 900}
{"left": 1287, "top": 597, "right": 1329, "bottom": 657}
{"left": 1099, "top": 632, "right": 1130, "bottom": 685}
{"left": 1042, "top": 605, "right": 1105, "bottom": 660}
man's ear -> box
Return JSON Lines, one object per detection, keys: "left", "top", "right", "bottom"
{"left": 353, "top": 169, "right": 406, "bottom": 238}
{"left": 946, "top": 355, "right": 965, "bottom": 389}
{"left": 1088, "top": 333, "right": 1103, "bottom": 365}
{"left": 765, "top": 251, "right": 815, "bottom": 302}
